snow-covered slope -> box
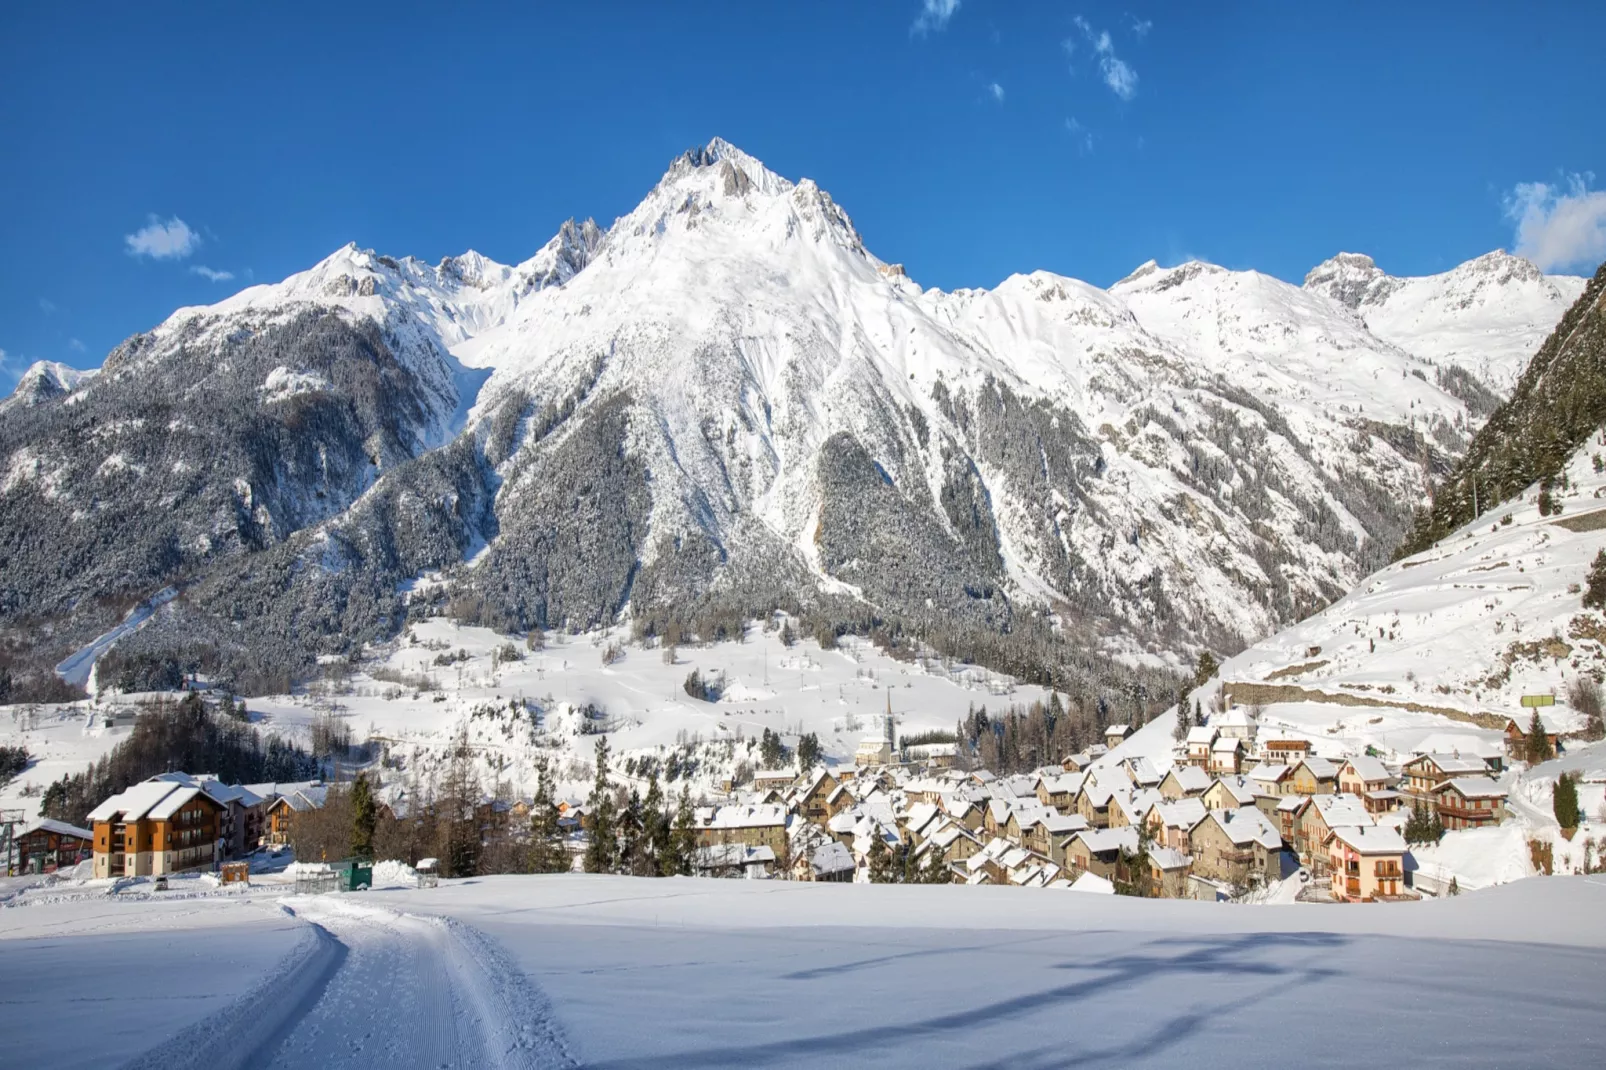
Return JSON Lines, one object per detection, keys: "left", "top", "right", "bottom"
{"left": 1305, "top": 251, "right": 1586, "bottom": 394}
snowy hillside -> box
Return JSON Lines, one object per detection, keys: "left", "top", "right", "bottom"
{"left": 0, "top": 138, "right": 1584, "bottom": 700}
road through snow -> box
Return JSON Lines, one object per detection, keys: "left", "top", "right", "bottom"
{"left": 121, "top": 897, "right": 575, "bottom": 1070}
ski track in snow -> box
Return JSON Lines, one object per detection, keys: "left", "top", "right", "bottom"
{"left": 122, "top": 898, "right": 575, "bottom": 1070}
{"left": 54, "top": 586, "right": 178, "bottom": 688}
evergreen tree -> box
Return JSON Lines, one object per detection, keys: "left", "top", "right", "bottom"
{"left": 1428, "top": 812, "right": 1444, "bottom": 843}
{"left": 438, "top": 730, "right": 481, "bottom": 878}
{"left": 664, "top": 784, "right": 697, "bottom": 876}
{"left": 1554, "top": 772, "right": 1581, "bottom": 829}
{"left": 528, "top": 760, "right": 569, "bottom": 874}
{"left": 796, "top": 732, "right": 822, "bottom": 770}
{"left": 919, "top": 845, "right": 950, "bottom": 884}
{"left": 1174, "top": 697, "right": 1190, "bottom": 743}
{"left": 867, "top": 833, "right": 895, "bottom": 884}
{"left": 584, "top": 737, "right": 618, "bottom": 874}
{"left": 350, "top": 771, "right": 377, "bottom": 860}
{"left": 619, "top": 787, "right": 647, "bottom": 875}
{"left": 1447, "top": 876, "right": 1460, "bottom": 896}
{"left": 1192, "top": 651, "right": 1219, "bottom": 690}
{"left": 1194, "top": 699, "right": 1205, "bottom": 727}
{"left": 643, "top": 771, "right": 669, "bottom": 872}
{"left": 1585, "top": 550, "right": 1606, "bottom": 611}
{"left": 1527, "top": 710, "right": 1555, "bottom": 765}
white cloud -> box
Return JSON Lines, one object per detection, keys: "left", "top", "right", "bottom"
{"left": 1130, "top": 17, "right": 1153, "bottom": 38}
{"left": 1101, "top": 56, "right": 1138, "bottom": 99}
{"left": 191, "top": 265, "right": 235, "bottom": 282}
{"left": 125, "top": 215, "right": 200, "bottom": 260}
{"left": 988, "top": 82, "right": 1005, "bottom": 103}
{"left": 68, "top": 338, "right": 86, "bottom": 353}
{"left": 912, "top": 0, "right": 961, "bottom": 35}
{"left": 1505, "top": 173, "right": 1606, "bottom": 272}
{"left": 38, "top": 297, "right": 56, "bottom": 315}
{"left": 1065, "top": 117, "right": 1095, "bottom": 155}
{"left": 1069, "top": 16, "right": 1139, "bottom": 100}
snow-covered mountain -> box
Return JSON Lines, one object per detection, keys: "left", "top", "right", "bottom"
{"left": 1304, "top": 250, "right": 1586, "bottom": 394}
{"left": 0, "top": 138, "right": 1585, "bottom": 698}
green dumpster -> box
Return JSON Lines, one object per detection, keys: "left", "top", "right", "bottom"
{"left": 329, "top": 858, "right": 372, "bottom": 891}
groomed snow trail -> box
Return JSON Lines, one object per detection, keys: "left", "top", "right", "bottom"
{"left": 123, "top": 897, "right": 575, "bottom": 1070}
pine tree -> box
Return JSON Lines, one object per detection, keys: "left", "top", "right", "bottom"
{"left": 664, "top": 784, "right": 696, "bottom": 876}
{"left": 1586, "top": 550, "right": 1606, "bottom": 611}
{"left": 584, "top": 737, "right": 618, "bottom": 873}
{"left": 1174, "top": 698, "right": 1190, "bottom": 743}
{"left": 867, "top": 833, "right": 895, "bottom": 883}
{"left": 350, "top": 771, "right": 377, "bottom": 860}
{"left": 619, "top": 787, "right": 646, "bottom": 875}
{"left": 1428, "top": 812, "right": 1444, "bottom": 843}
{"left": 796, "top": 733, "right": 822, "bottom": 770}
{"left": 1192, "top": 651, "right": 1219, "bottom": 690}
{"left": 1528, "top": 710, "right": 1555, "bottom": 765}
{"left": 528, "top": 760, "right": 569, "bottom": 874}
{"left": 919, "top": 845, "right": 950, "bottom": 884}
{"left": 643, "top": 771, "right": 669, "bottom": 872}
{"left": 1554, "top": 772, "right": 1581, "bottom": 829}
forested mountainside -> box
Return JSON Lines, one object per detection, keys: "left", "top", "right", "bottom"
{"left": 1401, "top": 261, "right": 1606, "bottom": 557}
{"left": 0, "top": 140, "right": 1584, "bottom": 705}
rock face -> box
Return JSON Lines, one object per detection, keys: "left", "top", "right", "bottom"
{"left": 0, "top": 138, "right": 1588, "bottom": 696}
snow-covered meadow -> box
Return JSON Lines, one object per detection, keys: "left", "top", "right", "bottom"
{"left": 2, "top": 873, "right": 1604, "bottom": 1069}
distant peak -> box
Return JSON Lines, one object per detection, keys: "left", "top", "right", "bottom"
{"left": 1114, "top": 259, "right": 1160, "bottom": 287}
{"left": 1304, "top": 251, "right": 1391, "bottom": 309}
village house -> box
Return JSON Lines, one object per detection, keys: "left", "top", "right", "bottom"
{"left": 1183, "top": 725, "right": 1218, "bottom": 767}
{"left": 1148, "top": 847, "right": 1193, "bottom": 898}
{"left": 696, "top": 804, "right": 789, "bottom": 854}
{"left": 1326, "top": 825, "right": 1410, "bottom": 901}
{"left": 89, "top": 780, "right": 228, "bottom": 878}
{"left": 790, "top": 768, "right": 840, "bottom": 823}
{"left": 1338, "top": 756, "right": 1400, "bottom": 813}
{"left": 1036, "top": 772, "right": 1085, "bottom": 813}
{"left": 904, "top": 742, "right": 957, "bottom": 768}
{"left": 1213, "top": 707, "right": 1258, "bottom": 743}
{"left": 1145, "top": 797, "right": 1208, "bottom": 853}
{"left": 1260, "top": 738, "right": 1312, "bottom": 765}
{"left": 1432, "top": 778, "right": 1509, "bottom": 830}
{"left": 1104, "top": 725, "right": 1130, "bottom": 750}
{"left": 1108, "top": 788, "right": 1163, "bottom": 830}
{"left": 694, "top": 843, "right": 775, "bottom": 879}
{"left": 1201, "top": 775, "right": 1258, "bottom": 811}
{"left": 261, "top": 784, "right": 329, "bottom": 846}
{"left": 1503, "top": 715, "right": 1562, "bottom": 760}
{"left": 1248, "top": 763, "right": 1295, "bottom": 798}
{"left": 1401, "top": 754, "right": 1491, "bottom": 810}
{"left": 1209, "top": 736, "right": 1244, "bottom": 776}
{"left": 918, "top": 821, "right": 983, "bottom": 870}
{"left": 752, "top": 769, "right": 796, "bottom": 795}
{"left": 1064, "top": 827, "right": 1140, "bottom": 881}
{"left": 1023, "top": 812, "right": 1087, "bottom": 861}
{"left": 806, "top": 841, "right": 855, "bottom": 882}
{"left": 1075, "top": 779, "right": 1121, "bottom": 829}
{"left": 1188, "top": 808, "right": 1284, "bottom": 888}
{"left": 1122, "top": 757, "right": 1163, "bottom": 790}
{"left": 11, "top": 817, "right": 92, "bottom": 875}
{"left": 1158, "top": 765, "right": 1212, "bottom": 800}
{"left": 1289, "top": 757, "right": 1340, "bottom": 796}
{"left": 1294, "top": 794, "right": 1372, "bottom": 869}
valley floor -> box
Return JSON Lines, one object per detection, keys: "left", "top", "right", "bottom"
{"left": 3, "top": 874, "right": 1605, "bottom": 1069}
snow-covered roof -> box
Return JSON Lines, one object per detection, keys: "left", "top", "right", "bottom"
{"left": 1342, "top": 756, "right": 1392, "bottom": 783}
{"left": 1037, "top": 772, "right": 1085, "bottom": 795}
{"left": 1186, "top": 725, "right": 1218, "bottom": 745}
{"left": 1150, "top": 847, "right": 1192, "bottom": 871}
{"left": 1308, "top": 793, "right": 1373, "bottom": 828}
{"left": 1209, "top": 776, "right": 1258, "bottom": 805}
{"left": 22, "top": 817, "right": 92, "bottom": 840}
{"left": 1248, "top": 763, "right": 1291, "bottom": 784}
{"left": 1068, "top": 871, "right": 1116, "bottom": 894}
{"left": 1071, "top": 827, "right": 1140, "bottom": 856}
{"left": 700, "top": 804, "right": 787, "bottom": 829}
{"left": 1408, "top": 753, "right": 1490, "bottom": 776}
{"left": 810, "top": 841, "right": 855, "bottom": 876}
{"left": 148, "top": 785, "right": 206, "bottom": 821}
{"left": 1329, "top": 824, "right": 1407, "bottom": 855}
{"left": 1203, "top": 807, "right": 1282, "bottom": 850}
{"left": 1124, "top": 756, "right": 1161, "bottom": 785}
{"left": 1165, "top": 766, "right": 1213, "bottom": 793}
{"left": 1212, "top": 736, "right": 1243, "bottom": 753}
{"left": 1152, "top": 797, "right": 1207, "bottom": 829}
{"left": 1438, "top": 777, "right": 1509, "bottom": 800}
{"left": 697, "top": 844, "right": 775, "bottom": 867}
{"left": 87, "top": 781, "right": 187, "bottom": 823}
{"left": 1297, "top": 757, "right": 1340, "bottom": 780}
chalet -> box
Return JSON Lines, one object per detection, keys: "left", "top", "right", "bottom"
{"left": 262, "top": 785, "right": 329, "bottom": 846}
{"left": 1201, "top": 775, "right": 1258, "bottom": 811}
{"left": 1402, "top": 754, "right": 1490, "bottom": 807}
{"left": 904, "top": 742, "right": 957, "bottom": 768}
{"left": 918, "top": 822, "right": 983, "bottom": 868}
{"left": 1075, "top": 779, "right": 1121, "bottom": 829}
{"left": 1184, "top": 725, "right": 1218, "bottom": 767}
{"left": 1261, "top": 738, "right": 1312, "bottom": 764}
{"left": 1108, "top": 788, "right": 1162, "bottom": 830}
{"left": 1432, "top": 778, "right": 1508, "bottom": 830}
{"left": 1289, "top": 757, "right": 1340, "bottom": 796}
{"left": 154, "top": 773, "right": 265, "bottom": 857}
{"left": 1209, "top": 736, "right": 1244, "bottom": 776}
{"left": 1036, "top": 772, "right": 1085, "bottom": 813}
{"left": 1022, "top": 812, "right": 1086, "bottom": 860}
{"left": 694, "top": 843, "right": 775, "bottom": 879}
{"left": 938, "top": 793, "right": 986, "bottom": 832}
{"left": 1188, "top": 808, "right": 1283, "bottom": 887}
{"left": 1294, "top": 794, "right": 1372, "bottom": 868}
{"left": 11, "top": 818, "right": 92, "bottom": 875}
{"left": 1148, "top": 847, "right": 1193, "bottom": 899}
{"left": 1327, "top": 825, "right": 1410, "bottom": 901}
{"left": 696, "top": 804, "right": 789, "bottom": 854}
{"left": 1503, "top": 716, "right": 1562, "bottom": 760}
{"left": 1213, "top": 707, "right": 1258, "bottom": 742}
{"left": 1158, "top": 765, "right": 1213, "bottom": 800}
{"left": 1060, "top": 752, "right": 1091, "bottom": 773}
{"left": 902, "top": 801, "right": 945, "bottom": 845}
{"left": 753, "top": 769, "right": 796, "bottom": 795}
{"left": 1105, "top": 725, "right": 1130, "bottom": 750}
{"left": 1064, "top": 827, "right": 1140, "bottom": 881}
{"left": 89, "top": 780, "right": 227, "bottom": 878}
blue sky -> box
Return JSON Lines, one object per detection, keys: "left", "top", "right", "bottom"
{"left": 3, "top": 1, "right": 1604, "bottom": 388}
